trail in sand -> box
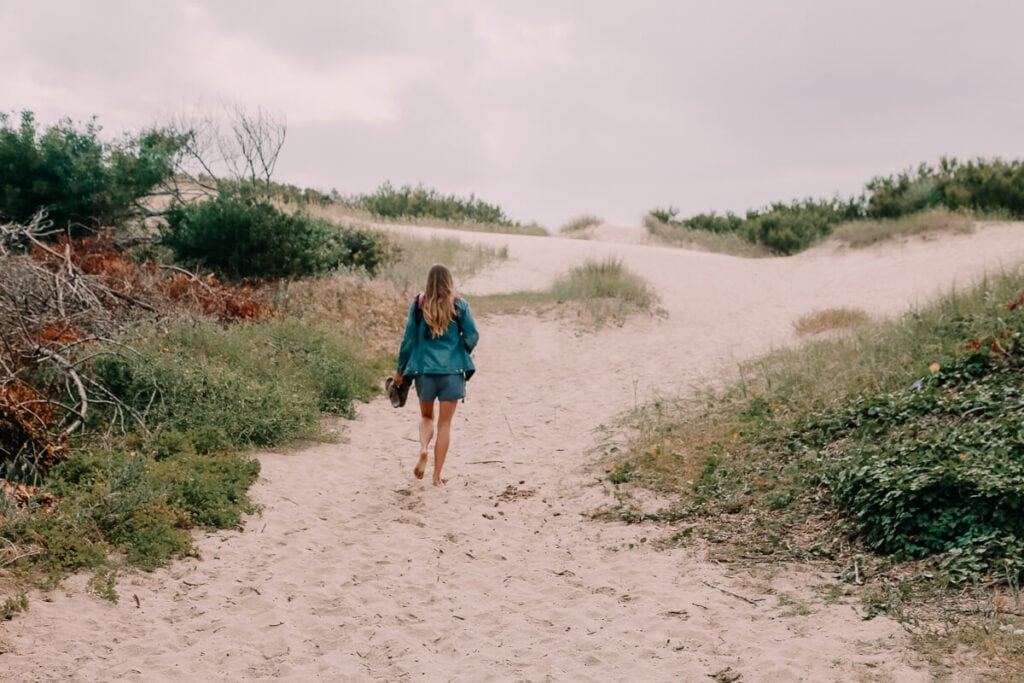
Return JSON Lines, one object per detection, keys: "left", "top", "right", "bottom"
{"left": 5, "top": 223, "right": 1024, "bottom": 681}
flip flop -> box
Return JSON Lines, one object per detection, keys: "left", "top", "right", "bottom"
{"left": 385, "top": 377, "right": 411, "bottom": 408}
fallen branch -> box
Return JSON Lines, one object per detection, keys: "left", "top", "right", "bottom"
{"left": 701, "top": 581, "right": 763, "bottom": 606}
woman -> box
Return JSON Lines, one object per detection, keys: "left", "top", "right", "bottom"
{"left": 393, "top": 264, "right": 479, "bottom": 486}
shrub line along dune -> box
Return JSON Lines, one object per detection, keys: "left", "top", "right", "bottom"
{"left": 649, "top": 157, "right": 1024, "bottom": 255}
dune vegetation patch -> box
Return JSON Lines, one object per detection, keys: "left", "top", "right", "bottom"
{"left": 830, "top": 207, "right": 975, "bottom": 248}
{"left": 473, "top": 257, "right": 658, "bottom": 328}
{"left": 0, "top": 109, "right": 394, "bottom": 603}
{"left": 648, "top": 157, "right": 1024, "bottom": 256}
{"left": 559, "top": 214, "right": 603, "bottom": 235}
{"left": 311, "top": 186, "right": 548, "bottom": 236}
{"left": 600, "top": 271, "right": 1024, "bottom": 669}
{"left": 272, "top": 275, "right": 409, "bottom": 359}
{"left": 793, "top": 308, "right": 871, "bottom": 336}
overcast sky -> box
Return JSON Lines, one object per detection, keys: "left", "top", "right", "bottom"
{"left": 4, "top": 1, "right": 1024, "bottom": 228}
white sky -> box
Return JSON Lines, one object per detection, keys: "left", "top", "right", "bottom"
{"left": 4, "top": 1, "right": 1023, "bottom": 228}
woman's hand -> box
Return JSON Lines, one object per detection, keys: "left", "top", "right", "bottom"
{"left": 393, "top": 371, "right": 404, "bottom": 387}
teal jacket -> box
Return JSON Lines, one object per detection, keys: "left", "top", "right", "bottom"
{"left": 397, "top": 297, "right": 479, "bottom": 377}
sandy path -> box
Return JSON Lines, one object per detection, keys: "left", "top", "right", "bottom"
{"left": 5, "top": 223, "right": 1024, "bottom": 681}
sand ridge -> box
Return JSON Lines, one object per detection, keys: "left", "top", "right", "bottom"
{"left": 5, "top": 222, "right": 1024, "bottom": 681}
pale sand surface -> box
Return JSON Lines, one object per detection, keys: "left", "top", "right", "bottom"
{"left": 5, "top": 222, "right": 1024, "bottom": 681}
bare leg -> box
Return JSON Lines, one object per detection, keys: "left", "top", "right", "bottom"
{"left": 415, "top": 400, "right": 433, "bottom": 480}
{"left": 432, "top": 400, "right": 458, "bottom": 486}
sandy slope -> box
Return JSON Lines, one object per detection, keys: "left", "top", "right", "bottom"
{"left": 5, "top": 222, "right": 1024, "bottom": 681}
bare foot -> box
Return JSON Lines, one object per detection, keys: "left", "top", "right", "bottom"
{"left": 432, "top": 474, "right": 445, "bottom": 486}
{"left": 414, "top": 451, "right": 428, "bottom": 480}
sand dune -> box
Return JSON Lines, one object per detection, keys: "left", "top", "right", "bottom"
{"left": 5, "top": 222, "right": 1024, "bottom": 681}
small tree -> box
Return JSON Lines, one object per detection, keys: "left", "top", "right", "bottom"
{"left": 165, "top": 102, "right": 286, "bottom": 199}
{"left": 0, "top": 111, "right": 182, "bottom": 234}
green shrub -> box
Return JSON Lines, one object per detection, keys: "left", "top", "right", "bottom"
{"left": 150, "top": 452, "right": 260, "bottom": 528}
{"left": 1, "top": 512, "right": 107, "bottom": 579}
{"left": 867, "top": 158, "right": 1024, "bottom": 220}
{"left": 92, "top": 319, "right": 377, "bottom": 445}
{"left": 0, "top": 111, "right": 181, "bottom": 231}
{"left": 162, "top": 193, "right": 392, "bottom": 279}
{"left": 818, "top": 340, "right": 1024, "bottom": 579}
{"left": 681, "top": 211, "right": 744, "bottom": 234}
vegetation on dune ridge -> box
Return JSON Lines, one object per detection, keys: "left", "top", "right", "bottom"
{"left": 330, "top": 181, "right": 547, "bottom": 236}
{"left": 649, "top": 157, "right": 1024, "bottom": 255}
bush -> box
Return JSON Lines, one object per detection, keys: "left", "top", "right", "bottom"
{"left": 0, "top": 111, "right": 181, "bottom": 232}
{"left": 1, "top": 443, "right": 259, "bottom": 581}
{"left": 819, "top": 340, "right": 1024, "bottom": 579}
{"left": 92, "top": 319, "right": 377, "bottom": 445}
{"left": 162, "top": 193, "right": 392, "bottom": 279}
{"left": 149, "top": 451, "right": 260, "bottom": 528}
{"left": 867, "top": 158, "right": 1024, "bottom": 220}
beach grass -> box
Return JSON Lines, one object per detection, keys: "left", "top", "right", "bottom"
{"left": 559, "top": 214, "right": 603, "bottom": 234}
{"left": 830, "top": 207, "right": 975, "bottom": 247}
{"left": 792, "top": 307, "right": 871, "bottom": 335}
{"left": 473, "top": 257, "right": 657, "bottom": 327}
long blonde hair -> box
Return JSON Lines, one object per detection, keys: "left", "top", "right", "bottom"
{"left": 422, "top": 264, "right": 457, "bottom": 338}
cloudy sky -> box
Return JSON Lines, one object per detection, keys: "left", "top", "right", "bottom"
{"left": 4, "top": 1, "right": 1023, "bottom": 228}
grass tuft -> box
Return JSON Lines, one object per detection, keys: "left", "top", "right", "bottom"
{"left": 550, "top": 258, "right": 654, "bottom": 306}
{"left": 474, "top": 257, "right": 657, "bottom": 327}
{"left": 793, "top": 308, "right": 871, "bottom": 335}
{"left": 560, "top": 214, "right": 603, "bottom": 234}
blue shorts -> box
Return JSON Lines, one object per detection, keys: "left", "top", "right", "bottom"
{"left": 414, "top": 373, "right": 466, "bottom": 402}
